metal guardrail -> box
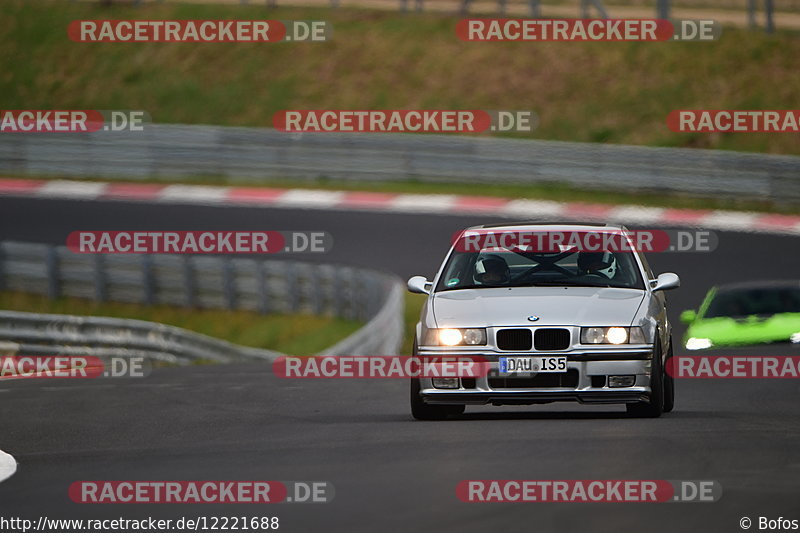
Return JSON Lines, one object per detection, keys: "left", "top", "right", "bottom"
{"left": 2, "top": 125, "right": 798, "bottom": 201}
{"left": 318, "top": 280, "right": 404, "bottom": 356}
{"left": 0, "top": 310, "right": 283, "bottom": 364}
{"left": 0, "top": 241, "right": 404, "bottom": 361}
{"left": 78, "top": 0, "right": 796, "bottom": 30}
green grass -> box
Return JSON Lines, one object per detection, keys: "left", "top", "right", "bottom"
{"left": 0, "top": 291, "right": 362, "bottom": 356}
{"left": 2, "top": 1, "right": 800, "bottom": 155}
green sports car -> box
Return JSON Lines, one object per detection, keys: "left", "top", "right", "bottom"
{"left": 681, "top": 281, "right": 800, "bottom": 350}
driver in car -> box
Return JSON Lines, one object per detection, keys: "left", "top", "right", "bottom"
{"left": 474, "top": 255, "right": 511, "bottom": 286}
{"left": 577, "top": 251, "right": 618, "bottom": 279}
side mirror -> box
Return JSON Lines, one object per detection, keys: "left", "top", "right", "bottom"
{"left": 407, "top": 276, "right": 432, "bottom": 295}
{"left": 680, "top": 310, "right": 697, "bottom": 324}
{"left": 652, "top": 272, "right": 680, "bottom": 292}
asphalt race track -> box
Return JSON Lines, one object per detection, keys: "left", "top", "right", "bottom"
{"left": 1, "top": 197, "right": 799, "bottom": 533}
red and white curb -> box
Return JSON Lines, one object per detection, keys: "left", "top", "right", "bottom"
{"left": 0, "top": 449, "right": 16, "bottom": 483}
{"left": 2, "top": 178, "right": 800, "bottom": 235}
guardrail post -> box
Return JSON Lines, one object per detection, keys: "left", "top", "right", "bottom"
{"left": 366, "top": 275, "right": 379, "bottom": 321}
{"left": 141, "top": 254, "right": 156, "bottom": 305}
{"left": 338, "top": 267, "right": 351, "bottom": 320}
{"left": 359, "top": 274, "right": 370, "bottom": 321}
{"left": 350, "top": 268, "right": 369, "bottom": 320}
{"left": 656, "top": 0, "right": 669, "bottom": 20}
{"left": 256, "top": 260, "right": 270, "bottom": 314}
{"left": 348, "top": 268, "right": 364, "bottom": 320}
{"left": 311, "top": 264, "right": 324, "bottom": 315}
{"left": 765, "top": 0, "right": 775, "bottom": 33}
{"left": 183, "top": 256, "right": 197, "bottom": 308}
{"left": 332, "top": 267, "right": 344, "bottom": 319}
{"left": 94, "top": 254, "right": 108, "bottom": 302}
{"left": 222, "top": 257, "right": 236, "bottom": 311}
{"left": 45, "top": 246, "right": 60, "bottom": 300}
{"left": 324, "top": 266, "right": 333, "bottom": 314}
{"left": 285, "top": 261, "right": 299, "bottom": 312}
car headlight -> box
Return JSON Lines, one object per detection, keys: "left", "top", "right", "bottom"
{"left": 580, "top": 327, "right": 646, "bottom": 345}
{"left": 439, "top": 329, "right": 463, "bottom": 346}
{"left": 425, "top": 328, "right": 487, "bottom": 346}
{"left": 686, "top": 337, "right": 713, "bottom": 350}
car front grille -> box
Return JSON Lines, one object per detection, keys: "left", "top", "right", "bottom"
{"left": 533, "top": 328, "right": 571, "bottom": 351}
{"left": 488, "top": 370, "right": 579, "bottom": 389}
{"left": 496, "top": 329, "right": 533, "bottom": 351}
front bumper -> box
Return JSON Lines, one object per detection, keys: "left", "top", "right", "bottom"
{"left": 417, "top": 347, "right": 653, "bottom": 406}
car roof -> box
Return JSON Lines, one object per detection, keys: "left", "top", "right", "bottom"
{"left": 466, "top": 221, "right": 626, "bottom": 232}
{"left": 715, "top": 280, "right": 800, "bottom": 293}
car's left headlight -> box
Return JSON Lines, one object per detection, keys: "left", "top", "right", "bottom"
{"left": 425, "top": 328, "right": 487, "bottom": 346}
{"left": 580, "top": 326, "right": 646, "bottom": 345}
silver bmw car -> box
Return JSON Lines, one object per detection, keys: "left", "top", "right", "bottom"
{"left": 407, "top": 222, "right": 680, "bottom": 419}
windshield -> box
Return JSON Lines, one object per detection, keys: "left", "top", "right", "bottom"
{"left": 705, "top": 286, "right": 800, "bottom": 318}
{"left": 435, "top": 248, "right": 646, "bottom": 291}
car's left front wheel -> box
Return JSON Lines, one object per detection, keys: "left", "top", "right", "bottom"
{"left": 663, "top": 336, "right": 675, "bottom": 413}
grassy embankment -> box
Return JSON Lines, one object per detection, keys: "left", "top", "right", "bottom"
{"left": 0, "top": 291, "right": 362, "bottom": 357}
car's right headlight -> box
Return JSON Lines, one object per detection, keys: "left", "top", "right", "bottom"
{"left": 580, "top": 326, "right": 646, "bottom": 345}
{"left": 424, "top": 328, "right": 487, "bottom": 346}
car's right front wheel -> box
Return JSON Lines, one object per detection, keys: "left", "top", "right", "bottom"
{"left": 409, "top": 336, "right": 465, "bottom": 420}
{"left": 626, "top": 337, "right": 665, "bottom": 418}
{"left": 410, "top": 378, "right": 465, "bottom": 420}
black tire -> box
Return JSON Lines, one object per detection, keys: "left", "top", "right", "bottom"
{"left": 663, "top": 336, "right": 675, "bottom": 413}
{"left": 410, "top": 378, "right": 465, "bottom": 420}
{"left": 409, "top": 336, "right": 465, "bottom": 420}
{"left": 626, "top": 337, "right": 664, "bottom": 418}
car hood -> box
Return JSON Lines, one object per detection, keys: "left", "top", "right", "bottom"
{"left": 431, "top": 286, "right": 645, "bottom": 328}
{"left": 686, "top": 313, "right": 800, "bottom": 346}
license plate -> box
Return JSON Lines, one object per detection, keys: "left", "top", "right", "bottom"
{"left": 499, "top": 356, "right": 567, "bottom": 374}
